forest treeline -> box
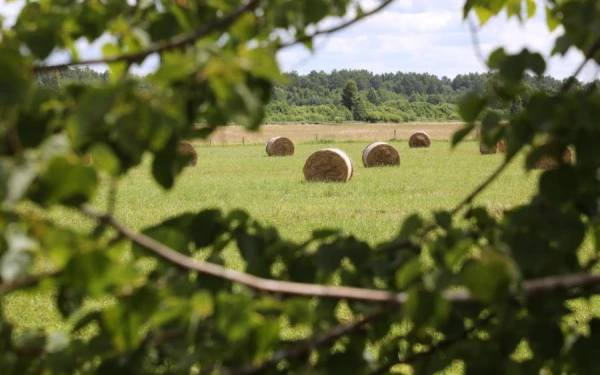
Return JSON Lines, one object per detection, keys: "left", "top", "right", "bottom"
{"left": 36, "top": 67, "right": 587, "bottom": 123}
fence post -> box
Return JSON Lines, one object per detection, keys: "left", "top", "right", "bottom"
{"left": 394, "top": 129, "right": 397, "bottom": 139}
{"left": 315, "top": 134, "right": 318, "bottom": 142}
{"left": 243, "top": 137, "right": 245, "bottom": 145}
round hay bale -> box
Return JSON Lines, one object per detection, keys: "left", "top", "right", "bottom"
{"left": 408, "top": 131, "right": 431, "bottom": 148}
{"left": 178, "top": 141, "right": 197, "bottom": 166}
{"left": 266, "top": 136, "right": 294, "bottom": 156}
{"left": 480, "top": 140, "right": 506, "bottom": 155}
{"left": 362, "top": 141, "right": 400, "bottom": 168}
{"left": 303, "top": 148, "right": 353, "bottom": 182}
{"left": 534, "top": 148, "right": 573, "bottom": 170}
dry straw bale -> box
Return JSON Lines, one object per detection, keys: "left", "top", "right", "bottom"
{"left": 178, "top": 141, "right": 197, "bottom": 166}
{"left": 534, "top": 148, "right": 573, "bottom": 169}
{"left": 408, "top": 131, "right": 431, "bottom": 148}
{"left": 362, "top": 141, "right": 400, "bottom": 167}
{"left": 265, "top": 136, "right": 295, "bottom": 156}
{"left": 479, "top": 140, "right": 507, "bottom": 155}
{"left": 303, "top": 148, "right": 353, "bottom": 182}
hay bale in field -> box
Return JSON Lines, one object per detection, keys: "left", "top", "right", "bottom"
{"left": 534, "top": 148, "right": 573, "bottom": 169}
{"left": 479, "top": 140, "right": 506, "bottom": 155}
{"left": 362, "top": 141, "right": 400, "bottom": 167}
{"left": 178, "top": 141, "right": 197, "bottom": 166}
{"left": 303, "top": 148, "right": 353, "bottom": 182}
{"left": 408, "top": 131, "right": 431, "bottom": 148}
{"left": 265, "top": 136, "right": 294, "bottom": 156}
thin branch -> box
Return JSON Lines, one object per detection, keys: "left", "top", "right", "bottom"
{"left": 278, "top": 0, "right": 395, "bottom": 50}
{"left": 468, "top": 15, "right": 487, "bottom": 68}
{"left": 82, "top": 203, "right": 411, "bottom": 304}
{"left": 0, "top": 270, "right": 61, "bottom": 295}
{"left": 224, "top": 308, "right": 386, "bottom": 375}
{"left": 450, "top": 156, "right": 514, "bottom": 216}
{"left": 80, "top": 205, "right": 600, "bottom": 304}
{"left": 32, "top": 0, "right": 262, "bottom": 72}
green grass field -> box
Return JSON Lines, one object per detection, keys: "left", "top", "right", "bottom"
{"left": 6, "top": 139, "right": 599, "bottom": 373}
{"left": 76, "top": 139, "right": 538, "bottom": 244}
{"left": 6, "top": 140, "right": 545, "bottom": 334}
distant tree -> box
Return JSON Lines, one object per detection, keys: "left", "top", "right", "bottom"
{"left": 366, "top": 87, "right": 380, "bottom": 104}
{"left": 341, "top": 79, "right": 358, "bottom": 110}
{"left": 352, "top": 96, "right": 368, "bottom": 121}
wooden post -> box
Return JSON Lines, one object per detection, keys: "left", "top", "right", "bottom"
{"left": 394, "top": 129, "right": 397, "bottom": 139}
{"left": 243, "top": 137, "right": 245, "bottom": 145}
{"left": 315, "top": 134, "right": 318, "bottom": 142}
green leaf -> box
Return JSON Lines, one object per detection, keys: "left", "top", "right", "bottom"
{"left": 72, "top": 311, "right": 103, "bottom": 334}
{"left": 474, "top": 6, "right": 494, "bottom": 25}
{"left": 451, "top": 123, "right": 475, "bottom": 147}
{"left": 526, "top": 0, "right": 536, "bottom": 18}
{"left": 528, "top": 321, "right": 563, "bottom": 359}
{"left": 316, "top": 244, "right": 344, "bottom": 274}
{"left": 398, "top": 214, "right": 423, "bottom": 240}
{"left": 444, "top": 239, "right": 473, "bottom": 270}
{"left": 405, "top": 289, "right": 450, "bottom": 328}
{"left": 395, "top": 257, "right": 421, "bottom": 289}
{"left": 190, "top": 292, "right": 214, "bottom": 319}
{"left": 217, "top": 292, "right": 252, "bottom": 341}
{"left": 191, "top": 209, "right": 226, "bottom": 248}
{"left": 528, "top": 52, "right": 546, "bottom": 75}
{"left": 461, "top": 254, "right": 515, "bottom": 304}
{"left": 134, "top": 214, "right": 195, "bottom": 256}
{"left": 102, "top": 43, "right": 128, "bottom": 83}
{"left": 458, "top": 92, "right": 487, "bottom": 122}
{"left": 545, "top": 6, "right": 560, "bottom": 32}
{"left": 67, "top": 86, "right": 118, "bottom": 148}
{"left": 539, "top": 166, "right": 577, "bottom": 204}
{"left": 30, "top": 157, "right": 97, "bottom": 206}
{"left": 88, "top": 143, "right": 121, "bottom": 176}
{"left": 0, "top": 47, "right": 30, "bottom": 108}
{"left": 434, "top": 211, "right": 452, "bottom": 230}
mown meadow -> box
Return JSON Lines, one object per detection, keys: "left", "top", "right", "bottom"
{"left": 5, "top": 139, "right": 548, "bottom": 332}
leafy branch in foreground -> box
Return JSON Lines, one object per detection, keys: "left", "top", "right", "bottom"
{"left": 2, "top": 0, "right": 600, "bottom": 374}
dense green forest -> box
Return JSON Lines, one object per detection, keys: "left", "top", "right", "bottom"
{"left": 36, "top": 67, "right": 585, "bottom": 123}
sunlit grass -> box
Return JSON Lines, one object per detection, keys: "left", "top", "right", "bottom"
{"left": 4, "top": 139, "right": 571, "bottom": 373}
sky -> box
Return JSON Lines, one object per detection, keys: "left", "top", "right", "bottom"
{"left": 1, "top": 0, "right": 598, "bottom": 80}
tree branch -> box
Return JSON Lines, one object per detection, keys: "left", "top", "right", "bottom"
{"left": 278, "top": 0, "right": 395, "bottom": 50}
{"left": 32, "top": 0, "right": 262, "bottom": 72}
{"left": 79, "top": 205, "right": 600, "bottom": 304}
{"left": 223, "top": 308, "right": 385, "bottom": 375}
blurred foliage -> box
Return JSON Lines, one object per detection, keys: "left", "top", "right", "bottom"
{"left": 1, "top": 0, "right": 600, "bottom": 374}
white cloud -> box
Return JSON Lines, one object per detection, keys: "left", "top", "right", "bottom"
{"left": 278, "top": 0, "right": 599, "bottom": 80}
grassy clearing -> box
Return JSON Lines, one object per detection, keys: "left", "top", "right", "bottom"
{"left": 82, "top": 139, "right": 538, "bottom": 244}
{"left": 7, "top": 139, "right": 579, "bottom": 370}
